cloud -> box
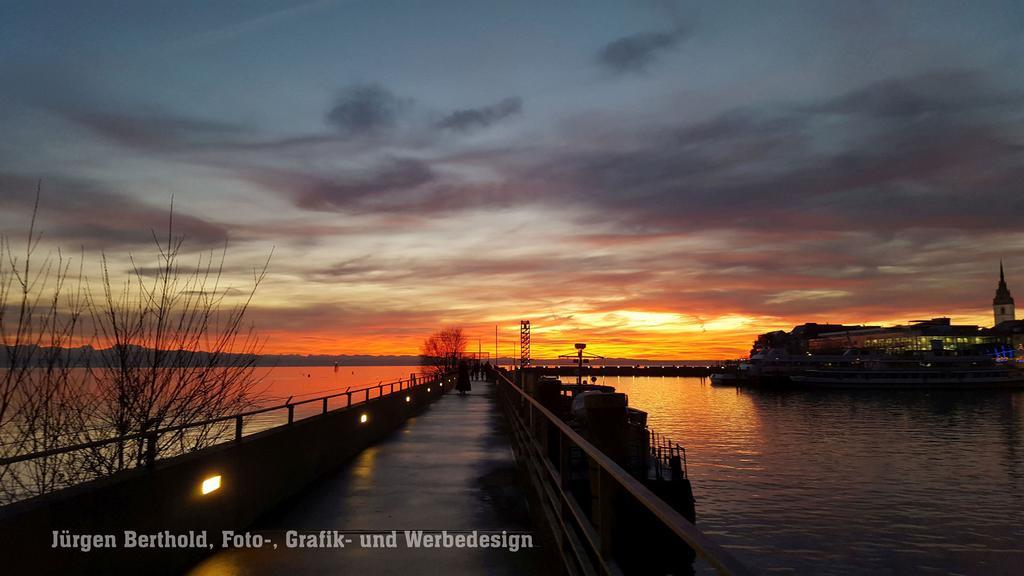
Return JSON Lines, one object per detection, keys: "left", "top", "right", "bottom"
{"left": 0, "top": 173, "right": 228, "bottom": 249}
{"left": 212, "top": 67, "right": 1024, "bottom": 240}
{"left": 807, "top": 70, "right": 1023, "bottom": 120}
{"left": 249, "top": 157, "right": 437, "bottom": 212}
{"left": 437, "top": 97, "right": 523, "bottom": 132}
{"left": 765, "top": 290, "right": 852, "bottom": 305}
{"left": 54, "top": 67, "right": 1023, "bottom": 244}
{"left": 325, "top": 83, "right": 412, "bottom": 137}
{"left": 536, "top": 68, "right": 1024, "bottom": 235}
{"left": 55, "top": 107, "right": 251, "bottom": 153}
{"left": 598, "top": 28, "right": 688, "bottom": 73}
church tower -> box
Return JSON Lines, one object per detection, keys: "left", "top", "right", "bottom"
{"left": 993, "top": 261, "right": 1015, "bottom": 326}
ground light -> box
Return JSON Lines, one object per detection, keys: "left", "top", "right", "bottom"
{"left": 201, "top": 475, "right": 222, "bottom": 495}
{"left": 360, "top": 413, "right": 368, "bottom": 423}
{"left": 405, "top": 396, "right": 411, "bottom": 402}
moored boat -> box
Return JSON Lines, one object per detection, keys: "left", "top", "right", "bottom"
{"left": 709, "top": 372, "right": 741, "bottom": 386}
{"left": 791, "top": 361, "right": 1024, "bottom": 388}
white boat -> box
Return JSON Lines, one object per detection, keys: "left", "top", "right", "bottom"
{"left": 709, "top": 372, "right": 741, "bottom": 386}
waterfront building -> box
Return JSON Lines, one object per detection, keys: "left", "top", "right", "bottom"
{"left": 750, "top": 323, "right": 875, "bottom": 356}
{"left": 807, "top": 318, "right": 986, "bottom": 355}
{"left": 760, "top": 264, "right": 1017, "bottom": 358}
{"left": 988, "top": 319, "right": 1024, "bottom": 359}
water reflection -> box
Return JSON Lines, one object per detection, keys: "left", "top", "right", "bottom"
{"left": 592, "top": 376, "right": 1024, "bottom": 575}
{"left": 246, "top": 366, "right": 419, "bottom": 433}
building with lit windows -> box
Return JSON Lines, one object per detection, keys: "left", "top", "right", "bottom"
{"left": 758, "top": 264, "right": 1018, "bottom": 359}
{"left": 807, "top": 318, "right": 987, "bottom": 355}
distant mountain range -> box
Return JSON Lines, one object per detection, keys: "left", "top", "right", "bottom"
{"left": 0, "top": 345, "right": 711, "bottom": 367}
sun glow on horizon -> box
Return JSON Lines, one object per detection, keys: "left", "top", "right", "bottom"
{"left": 247, "top": 307, "right": 1000, "bottom": 361}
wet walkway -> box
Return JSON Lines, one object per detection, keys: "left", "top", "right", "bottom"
{"left": 189, "top": 380, "right": 553, "bottom": 576}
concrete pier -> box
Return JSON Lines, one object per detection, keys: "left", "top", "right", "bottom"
{"left": 189, "top": 380, "right": 553, "bottom": 575}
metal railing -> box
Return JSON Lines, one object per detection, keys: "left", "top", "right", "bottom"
{"left": 649, "top": 429, "right": 688, "bottom": 482}
{"left": 0, "top": 372, "right": 445, "bottom": 470}
{"left": 495, "top": 371, "right": 750, "bottom": 576}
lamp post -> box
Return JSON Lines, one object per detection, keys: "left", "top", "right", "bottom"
{"left": 575, "top": 343, "right": 586, "bottom": 386}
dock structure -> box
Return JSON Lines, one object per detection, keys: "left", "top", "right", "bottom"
{"left": 0, "top": 370, "right": 749, "bottom": 575}
{"left": 498, "top": 370, "right": 751, "bottom": 576}
{"left": 187, "top": 378, "right": 553, "bottom": 575}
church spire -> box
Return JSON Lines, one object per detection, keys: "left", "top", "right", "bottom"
{"left": 996, "top": 261, "right": 1011, "bottom": 300}
{"left": 993, "top": 261, "right": 1015, "bottom": 326}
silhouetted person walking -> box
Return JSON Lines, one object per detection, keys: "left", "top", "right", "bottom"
{"left": 456, "top": 360, "right": 472, "bottom": 395}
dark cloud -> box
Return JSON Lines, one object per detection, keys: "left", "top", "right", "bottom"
{"left": 248, "top": 157, "right": 436, "bottom": 212}
{"left": 325, "top": 84, "right": 411, "bottom": 137}
{"left": 56, "top": 104, "right": 382, "bottom": 165}
{"left": 538, "top": 69, "right": 1024, "bottom": 234}
{"left": 0, "top": 173, "right": 228, "bottom": 249}
{"left": 218, "top": 68, "right": 1024, "bottom": 242}
{"left": 808, "top": 70, "right": 1024, "bottom": 120}
{"left": 598, "top": 28, "right": 688, "bottom": 73}
{"left": 244, "top": 303, "right": 447, "bottom": 339}
{"left": 40, "top": 67, "right": 1024, "bottom": 256}
{"left": 56, "top": 107, "right": 250, "bottom": 153}
{"left": 437, "top": 97, "right": 523, "bottom": 132}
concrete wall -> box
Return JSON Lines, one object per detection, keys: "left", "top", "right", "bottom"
{"left": 0, "top": 378, "right": 450, "bottom": 574}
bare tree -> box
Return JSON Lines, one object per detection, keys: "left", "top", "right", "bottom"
{"left": 84, "top": 209, "right": 271, "bottom": 472}
{"left": 0, "top": 187, "right": 93, "bottom": 502}
{"left": 1, "top": 189, "right": 273, "bottom": 503}
{"left": 420, "top": 326, "right": 467, "bottom": 377}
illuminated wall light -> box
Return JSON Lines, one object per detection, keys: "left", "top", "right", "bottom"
{"left": 360, "top": 413, "right": 368, "bottom": 424}
{"left": 427, "top": 387, "right": 431, "bottom": 392}
{"left": 405, "top": 396, "right": 411, "bottom": 402}
{"left": 201, "top": 475, "right": 222, "bottom": 495}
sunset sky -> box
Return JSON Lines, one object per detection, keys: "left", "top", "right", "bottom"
{"left": 2, "top": 1, "right": 1023, "bottom": 359}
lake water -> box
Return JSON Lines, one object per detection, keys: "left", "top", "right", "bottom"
{"left": 586, "top": 376, "right": 1024, "bottom": 575}
{"left": 13, "top": 365, "right": 1020, "bottom": 573}
{"left": 261, "top": 368, "right": 1024, "bottom": 573}
{"left": 255, "top": 365, "right": 423, "bottom": 403}
{"left": 246, "top": 365, "right": 423, "bottom": 429}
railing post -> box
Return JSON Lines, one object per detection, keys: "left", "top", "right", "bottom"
{"left": 235, "top": 415, "right": 243, "bottom": 442}
{"left": 540, "top": 415, "right": 549, "bottom": 462}
{"left": 559, "top": 432, "right": 570, "bottom": 489}
{"left": 288, "top": 404, "right": 295, "bottom": 424}
{"left": 557, "top": 431, "right": 574, "bottom": 567}
{"left": 347, "top": 392, "right": 352, "bottom": 407}
{"left": 322, "top": 397, "right": 328, "bottom": 414}
{"left": 145, "top": 432, "right": 158, "bottom": 469}
{"left": 598, "top": 467, "right": 615, "bottom": 559}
